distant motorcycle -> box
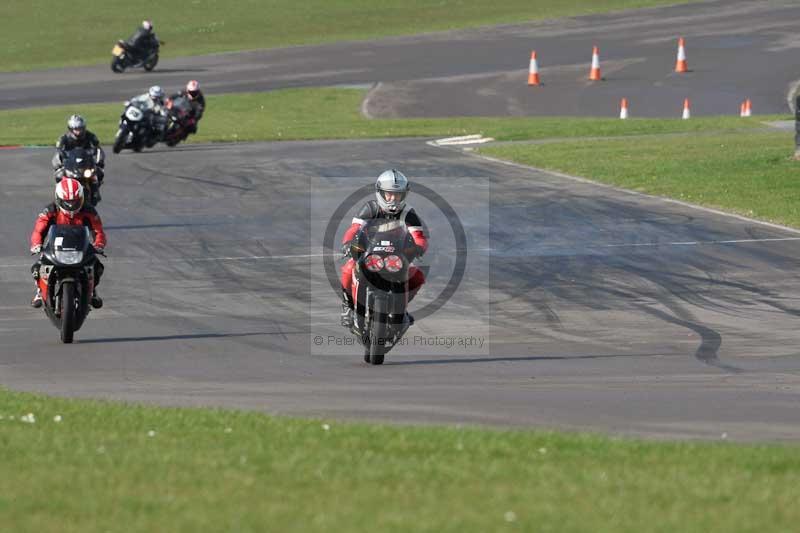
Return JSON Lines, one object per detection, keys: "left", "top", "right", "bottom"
{"left": 112, "top": 101, "right": 153, "bottom": 153}
{"left": 35, "top": 225, "right": 102, "bottom": 343}
{"left": 162, "top": 95, "right": 195, "bottom": 147}
{"left": 59, "top": 148, "right": 102, "bottom": 206}
{"left": 347, "top": 219, "right": 419, "bottom": 364}
{"left": 110, "top": 39, "right": 161, "bottom": 73}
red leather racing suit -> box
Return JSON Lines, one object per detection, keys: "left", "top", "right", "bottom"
{"left": 31, "top": 203, "right": 106, "bottom": 249}
{"left": 30, "top": 203, "right": 107, "bottom": 287}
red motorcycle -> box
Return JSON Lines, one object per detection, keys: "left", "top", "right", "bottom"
{"left": 163, "top": 95, "right": 195, "bottom": 147}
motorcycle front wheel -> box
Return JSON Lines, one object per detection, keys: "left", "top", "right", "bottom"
{"left": 112, "top": 127, "right": 127, "bottom": 154}
{"left": 111, "top": 56, "right": 125, "bottom": 73}
{"left": 365, "top": 313, "right": 386, "bottom": 365}
{"left": 59, "top": 282, "right": 76, "bottom": 344}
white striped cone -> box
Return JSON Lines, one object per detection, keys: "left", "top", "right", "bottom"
{"left": 682, "top": 98, "right": 691, "bottom": 119}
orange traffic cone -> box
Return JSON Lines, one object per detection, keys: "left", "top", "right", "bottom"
{"left": 682, "top": 98, "right": 691, "bottom": 119}
{"left": 675, "top": 37, "right": 688, "bottom": 73}
{"left": 528, "top": 51, "right": 541, "bottom": 86}
{"left": 743, "top": 98, "right": 752, "bottom": 117}
{"left": 589, "top": 46, "right": 602, "bottom": 81}
{"left": 619, "top": 98, "right": 629, "bottom": 119}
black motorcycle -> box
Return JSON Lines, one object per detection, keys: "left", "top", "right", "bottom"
{"left": 112, "top": 101, "right": 153, "bottom": 153}
{"left": 348, "top": 219, "right": 419, "bottom": 364}
{"left": 110, "top": 39, "right": 161, "bottom": 73}
{"left": 59, "top": 147, "right": 103, "bottom": 206}
{"left": 35, "top": 225, "right": 102, "bottom": 344}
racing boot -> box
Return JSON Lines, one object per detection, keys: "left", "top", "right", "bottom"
{"left": 397, "top": 312, "right": 414, "bottom": 338}
{"left": 31, "top": 288, "right": 42, "bottom": 309}
{"left": 340, "top": 289, "right": 354, "bottom": 329}
{"left": 90, "top": 290, "right": 103, "bottom": 309}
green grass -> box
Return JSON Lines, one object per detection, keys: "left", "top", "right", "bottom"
{"left": 0, "top": 87, "right": 771, "bottom": 147}
{"left": 3, "top": 86, "right": 795, "bottom": 228}
{"left": 479, "top": 130, "right": 800, "bottom": 227}
{"left": 1, "top": 0, "right": 702, "bottom": 72}
{"left": 1, "top": 387, "right": 798, "bottom": 533}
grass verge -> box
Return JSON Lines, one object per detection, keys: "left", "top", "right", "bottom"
{"left": 478, "top": 130, "right": 800, "bottom": 227}
{"left": 1, "top": 387, "right": 799, "bottom": 533}
{"left": 0, "top": 87, "right": 771, "bottom": 147}
{"left": 1, "top": 0, "right": 702, "bottom": 72}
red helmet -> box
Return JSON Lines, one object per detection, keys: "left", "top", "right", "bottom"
{"left": 185, "top": 80, "right": 200, "bottom": 99}
{"left": 55, "top": 178, "right": 84, "bottom": 217}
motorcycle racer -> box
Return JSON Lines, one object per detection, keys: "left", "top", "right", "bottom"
{"left": 30, "top": 179, "right": 106, "bottom": 309}
{"left": 52, "top": 115, "right": 105, "bottom": 180}
{"left": 128, "top": 85, "right": 167, "bottom": 146}
{"left": 339, "top": 169, "right": 428, "bottom": 328}
{"left": 173, "top": 80, "right": 205, "bottom": 135}
{"left": 125, "top": 20, "right": 160, "bottom": 63}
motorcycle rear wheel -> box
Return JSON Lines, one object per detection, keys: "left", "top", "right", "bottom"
{"left": 60, "top": 282, "right": 76, "bottom": 344}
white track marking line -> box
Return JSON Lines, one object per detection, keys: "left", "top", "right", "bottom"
{"left": 0, "top": 237, "right": 797, "bottom": 271}
{"left": 600, "top": 236, "right": 800, "bottom": 249}
{"left": 360, "top": 82, "right": 381, "bottom": 119}
{"left": 471, "top": 152, "right": 800, "bottom": 236}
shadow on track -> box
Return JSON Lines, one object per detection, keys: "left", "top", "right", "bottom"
{"left": 385, "top": 351, "right": 672, "bottom": 366}
{"left": 77, "top": 331, "right": 292, "bottom": 344}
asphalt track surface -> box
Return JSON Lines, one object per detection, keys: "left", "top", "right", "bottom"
{"left": 3, "top": 1, "right": 800, "bottom": 441}
{"left": 2, "top": 0, "right": 800, "bottom": 117}
{"left": 3, "top": 140, "right": 800, "bottom": 440}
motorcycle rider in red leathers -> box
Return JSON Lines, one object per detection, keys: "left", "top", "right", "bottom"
{"left": 173, "top": 80, "right": 205, "bottom": 135}
{"left": 339, "top": 169, "right": 428, "bottom": 328}
{"left": 30, "top": 178, "right": 106, "bottom": 309}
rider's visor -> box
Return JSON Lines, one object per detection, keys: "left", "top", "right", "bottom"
{"left": 59, "top": 198, "right": 83, "bottom": 213}
{"left": 379, "top": 190, "right": 407, "bottom": 204}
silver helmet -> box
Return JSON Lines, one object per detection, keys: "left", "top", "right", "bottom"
{"left": 67, "top": 114, "right": 86, "bottom": 138}
{"left": 375, "top": 169, "right": 409, "bottom": 214}
{"left": 148, "top": 85, "right": 165, "bottom": 103}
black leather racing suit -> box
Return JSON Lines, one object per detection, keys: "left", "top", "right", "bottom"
{"left": 125, "top": 28, "right": 159, "bottom": 61}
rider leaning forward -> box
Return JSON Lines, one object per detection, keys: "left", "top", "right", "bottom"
{"left": 339, "top": 169, "right": 428, "bottom": 328}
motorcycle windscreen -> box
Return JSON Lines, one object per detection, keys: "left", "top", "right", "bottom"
{"left": 361, "top": 219, "right": 408, "bottom": 246}
{"left": 43, "top": 225, "right": 92, "bottom": 266}
{"left": 44, "top": 224, "right": 91, "bottom": 253}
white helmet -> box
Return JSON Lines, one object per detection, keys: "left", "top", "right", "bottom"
{"left": 142, "top": 20, "right": 153, "bottom": 31}
{"left": 375, "top": 169, "right": 409, "bottom": 215}
{"left": 148, "top": 85, "right": 165, "bottom": 102}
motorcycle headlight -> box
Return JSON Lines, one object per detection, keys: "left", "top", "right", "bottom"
{"left": 83, "top": 169, "right": 94, "bottom": 179}
{"left": 384, "top": 255, "right": 403, "bottom": 273}
{"left": 364, "top": 254, "right": 384, "bottom": 272}
{"left": 54, "top": 250, "right": 83, "bottom": 265}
